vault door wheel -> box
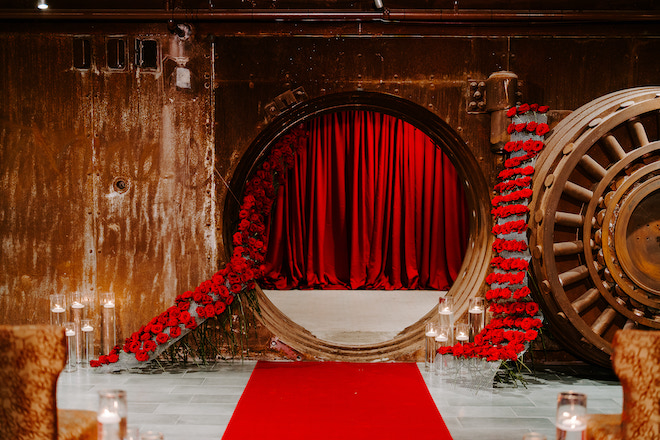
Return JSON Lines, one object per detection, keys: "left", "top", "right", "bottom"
{"left": 530, "top": 87, "right": 660, "bottom": 367}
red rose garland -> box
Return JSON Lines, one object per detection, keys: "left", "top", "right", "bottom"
{"left": 439, "top": 104, "right": 546, "bottom": 362}
{"left": 90, "top": 126, "right": 308, "bottom": 368}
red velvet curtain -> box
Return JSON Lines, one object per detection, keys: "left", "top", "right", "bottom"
{"left": 260, "top": 110, "right": 469, "bottom": 290}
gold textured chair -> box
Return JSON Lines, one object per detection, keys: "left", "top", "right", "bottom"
{"left": 586, "top": 329, "right": 660, "bottom": 440}
{"left": 0, "top": 325, "right": 97, "bottom": 440}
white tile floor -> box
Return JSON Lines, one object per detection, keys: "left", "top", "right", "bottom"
{"left": 56, "top": 361, "right": 622, "bottom": 440}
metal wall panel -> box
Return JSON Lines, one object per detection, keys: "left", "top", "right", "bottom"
{"left": 0, "top": 28, "right": 216, "bottom": 345}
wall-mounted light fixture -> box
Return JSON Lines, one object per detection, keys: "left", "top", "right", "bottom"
{"left": 37, "top": 0, "right": 48, "bottom": 9}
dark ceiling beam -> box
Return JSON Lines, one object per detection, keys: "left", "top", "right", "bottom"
{"left": 1, "top": 9, "right": 660, "bottom": 23}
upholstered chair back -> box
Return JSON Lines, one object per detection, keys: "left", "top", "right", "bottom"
{"left": 0, "top": 325, "right": 66, "bottom": 440}
{"left": 612, "top": 329, "right": 660, "bottom": 440}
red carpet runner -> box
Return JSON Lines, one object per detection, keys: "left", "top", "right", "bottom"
{"left": 222, "top": 361, "right": 453, "bottom": 440}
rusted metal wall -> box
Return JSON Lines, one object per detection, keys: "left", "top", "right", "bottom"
{"left": 0, "top": 25, "right": 217, "bottom": 345}
{"left": 211, "top": 21, "right": 660, "bottom": 259}
{"left": 1, "top": 17, "right": 660, "bottom": 357}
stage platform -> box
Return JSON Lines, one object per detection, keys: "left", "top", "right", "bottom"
{"left": 263, "top": 289, "right": 445, "bottom": 345}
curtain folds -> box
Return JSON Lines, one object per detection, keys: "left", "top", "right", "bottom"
{"left": 260, "top": 110, "right": 469, "bottom": 291}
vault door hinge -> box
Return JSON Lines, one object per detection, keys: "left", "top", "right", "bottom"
{"left": 264, "top": 86, "right": 308, "bottom": 122}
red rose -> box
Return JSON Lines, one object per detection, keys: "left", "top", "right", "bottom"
{"left": 204, "top": 304, "right": 215, "bottom": 317}
{"left": 215, "top": 301, "right": 227, "bottom": 315}
{"left": 506, "top": 107, "right": 517, "bottom": 117}
{"left": 225, "top": 294, "right": 234, "bottom": 305}
{"left": 185, "top": 319, "right": 197, "bottom": 330}
{"left": 144, "top": 340, "right": 157, "bottom": 352}
{"left": 515, "top": 123, "right": 526, "bottom": 132}
{"left": 525, "top": 330, "right": 538, "bottom": 341}
{"left": 231, "top": 283, "right": 242, "bottom": 293}
{"left": 128, "top": 341, "right": 140, "bottom": 353}
{"left": 530, "top": 103, "right": 538, "bottom": 111}
{"left": 525, "top": 121, "right": 538, "bottom": 132}
{"left": 438, "top": 346, "right": 452, "bottom": 355}
{"left": 151, "top": 324, "right": 163, "bottom": 334}
{"left": 212, "top": 271, "right": 225, "bottom": 285}
{"left": 99, "top": 355, "right": 108, "bottom": 364}
{"left": 535, "top": 123, "right": 550, "bottom": 136}
{"left": 169, "top": 326, "right": 182, "bottom": 339}
{"left": 135, "top": 350, "right": 149, "bottom": 362}
{"left": 179, "top": 311, "right": 191, "bottom": 322}
{"left": 518, "top": 103, "right": 530, "bottom": 113}
{"left": 507, "top": 123, "right": 516, "bottom": 134}
{"left": 195, "top": 306, "right": 206, "bottom": 318}
{"left": 90, "top": 360, "right": 100, "bottom": 368}
{"left": 156, "top": 332, "right": 169, "bottom": 344}
{"left": 525, "top": 302, "right": 539, "bottom": 316}
{"left": 107, "top": 353, "right": 119, "bottom": 363}
{"left": 538, "top": 105, "right": 549, "bottom": 113}
{"left": 140, "top": 332, "right": 151, "bottom": 341}
{"left": 167, "top": 317, "right": 178, "bottom": 327}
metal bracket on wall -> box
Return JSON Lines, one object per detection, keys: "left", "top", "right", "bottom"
{"left": 467, "top": 79, "right": 487, "bottom": 114}
{"left": 264, "top": 86, "right": 309, "bottom": 121}
{"left": 466, "top": 77, "right": 524, "bottom": 115}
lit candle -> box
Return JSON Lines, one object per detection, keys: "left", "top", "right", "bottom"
{"left": 425, "top": 329, "right": 438, "bottom": 337}
{"left": 97, "top": 408, "right": 120, "bottom": 440}
{"left": 435, "top": 335, "right": 448, "bottom": 343}
{"left": 72, "top": 301, "right": 84, "bottom": 309}
{"left": 51, "top": 305, "right": 65, "bottom": 313}
{"left": 82, "top": 323, "right": 94, "bottom": 332}
{"left": 101, "top": 293, "right": 116, "bottom": 354}
{"left": 65, "top": 329, "right": 75, "bottom": 337}
{"left": 558, "top": 415, "right": 585, "bottom": 431}
{"left": 456, "top": 332, "right": 468, "bottom": 342}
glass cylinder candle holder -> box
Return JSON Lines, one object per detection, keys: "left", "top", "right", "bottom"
{"left": 556, "top": 391, "right": 587, "bottom": 440}
{"left": 434, "top": 324, "right": 451, "bottom": 375}
{"left": 424, "top": 321, "right": 438, "bottom": 371}
{"left": 126, "top": 426, "right": 140, "bottom": 440}
{"left": 100, "top": 292, "right": 116, "bottom": 355}
{"left": 468, "top": 297, "right": 485, "bottom": 342}
{"left": 455, "top": 322, "right": 469, "bottom": 344}
{"left": 50, "top": 293, "right": 66, "bottom": 325}
{"left": 438, "top": 295, "right": 454, "bottom": 344}
{"left": 63, "top": 321, "right": 77, "bottom": 372}
{"left": 81, "top": 318, "right": 94, "bottom": 367}
{"left": 70, "top": 291, "right": 86, "bottom": 363}
{"left": 98, "top": 389, "right": 127, "bottom": 440}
